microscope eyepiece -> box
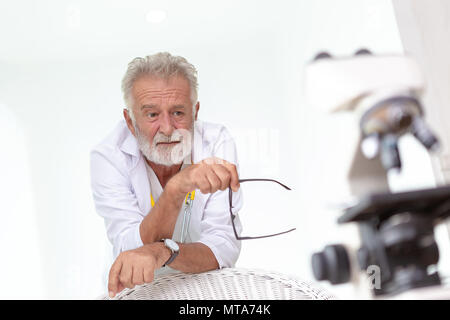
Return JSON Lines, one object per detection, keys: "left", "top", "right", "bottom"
{"left": 354, "top": 48, "right": 372, "bottom": 56}
{"left": 313, "top": 51, "right": 333, "bottom": 61}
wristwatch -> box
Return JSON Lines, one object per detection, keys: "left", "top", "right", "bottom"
{"left": 160, "top": 238, "right": 180, "bottom": 267}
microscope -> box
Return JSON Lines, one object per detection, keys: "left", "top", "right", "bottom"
{"left": 305, "top": 49, "right": 450, "bottom": 299}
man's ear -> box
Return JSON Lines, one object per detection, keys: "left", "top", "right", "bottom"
{"left": 123, "top": 108, "right": 136, "bottom": 137}
{"left": 194, "top": 102, "right": 200, "bottom": 121}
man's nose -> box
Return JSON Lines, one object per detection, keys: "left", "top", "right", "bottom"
{"left": 158, "top": 112, "right": 175, "bottom": 136}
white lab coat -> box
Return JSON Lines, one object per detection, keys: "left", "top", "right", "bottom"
{"left": 90, "top": 119, "right": 243, "bottom": 269}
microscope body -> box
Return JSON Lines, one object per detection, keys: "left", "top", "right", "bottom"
{"left": 306, "top": 52, "right": 450, "bottom": 299}
{"left": 305, "top": 53, "right": 436, "bottom": 193}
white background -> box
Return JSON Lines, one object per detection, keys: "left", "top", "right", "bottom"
{"left": 0, "top": 0, "right": 445, "bottom": 299}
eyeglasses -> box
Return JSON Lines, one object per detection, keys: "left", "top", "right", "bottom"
{"left": 229, "top": 178, "right": 296, "bottom": 240}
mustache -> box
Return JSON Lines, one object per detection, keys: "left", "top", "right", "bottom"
{"left": 152, "top": 131, "right": 184, "bottom": 144}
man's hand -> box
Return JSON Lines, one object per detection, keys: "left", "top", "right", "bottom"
{"left": 139, "top": 157, "right": 240, "bottom": 244}
{"left": 108, "top": 243, "right": 169, "bottom": 298}
{"left": 167, "top": 157, "right": 240, "bottom": 197}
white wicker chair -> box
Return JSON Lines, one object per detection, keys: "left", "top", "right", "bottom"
{"left": 101, "top": 267, "right": 336, "bottom": 300}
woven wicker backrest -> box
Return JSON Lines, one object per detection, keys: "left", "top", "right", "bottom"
{"left": 102, "top": 268, "right": 336, "bottom": 300}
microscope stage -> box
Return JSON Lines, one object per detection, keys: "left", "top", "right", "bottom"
{"left": 338, "top": 184, "right": 450, "bottom": 224}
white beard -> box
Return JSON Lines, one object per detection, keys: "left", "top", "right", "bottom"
{"left": 134, "top": 124, "right": 193, "bottom": 166}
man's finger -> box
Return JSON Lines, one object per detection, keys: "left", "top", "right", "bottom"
{"left": 196, "top": 172, "right": 212, "bottom": 194}
{"left": 119, "top": 262, "right": 134, "bottom": 289}
{"left": 222, "top": 161, "right": 240, "bottom": 192}
{"left": 132, "top": 265, "right": 144, "bottom": 286}
{"left": 205, "top": 168, "right": 222, "bottom": 193}
{"left": 143, "top": 267, "right": 154, "bottom": 284}
{"left": 108, "top": 258, "right": 123, "bottom": 298}
{"left": 211, "top": 164, "right": 231, "bottom": 191}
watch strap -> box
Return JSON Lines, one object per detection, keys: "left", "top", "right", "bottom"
{"left": 164, "top": 250, "right": 179, "bottom": 267}
{"left": 160, "top": 239, "right": 179, "bottom": 267}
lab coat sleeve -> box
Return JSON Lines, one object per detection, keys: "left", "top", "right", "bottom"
{"left": 197, "top": 127, "right": 244, "bottom": 268}
{"left": 90, "top": 149, "right": 144, "bottom": 258}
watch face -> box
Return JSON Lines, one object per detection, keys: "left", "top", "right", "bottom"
{"left": 164, "top": 239, "right": 179, "bottom": 251}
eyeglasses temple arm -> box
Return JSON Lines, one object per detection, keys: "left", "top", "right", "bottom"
{"left": 238, "top": 178, "right": 291, "bottom": 190}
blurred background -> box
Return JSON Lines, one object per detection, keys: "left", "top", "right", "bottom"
{"left": 0, "top": 0, "right": 446, "bottom": 299}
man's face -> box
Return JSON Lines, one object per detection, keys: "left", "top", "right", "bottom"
{"left": 125, "top": 75, "right": 198, "bottom": 166}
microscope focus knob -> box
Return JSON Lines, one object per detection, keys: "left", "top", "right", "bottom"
{"left": 312, "top": 244, "right": 351, "bottom": 284}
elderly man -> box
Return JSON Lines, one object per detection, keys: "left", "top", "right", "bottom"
{"left": 90, "top": 52, "right": 243, "bottom": 298}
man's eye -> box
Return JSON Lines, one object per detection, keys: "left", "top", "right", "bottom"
{"left": 173, "top": 111, "right": 184, "bottom": 117}
{"left": 147, "top": 113, "right": 158, "bottom": 118}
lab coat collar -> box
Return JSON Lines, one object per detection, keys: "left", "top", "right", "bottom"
{"left": 120, "top": 128, "right": 141, "bottom": 158}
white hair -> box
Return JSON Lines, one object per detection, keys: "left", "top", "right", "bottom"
{"left": 121, "top": 52, "right": 199, "bottom": 120}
